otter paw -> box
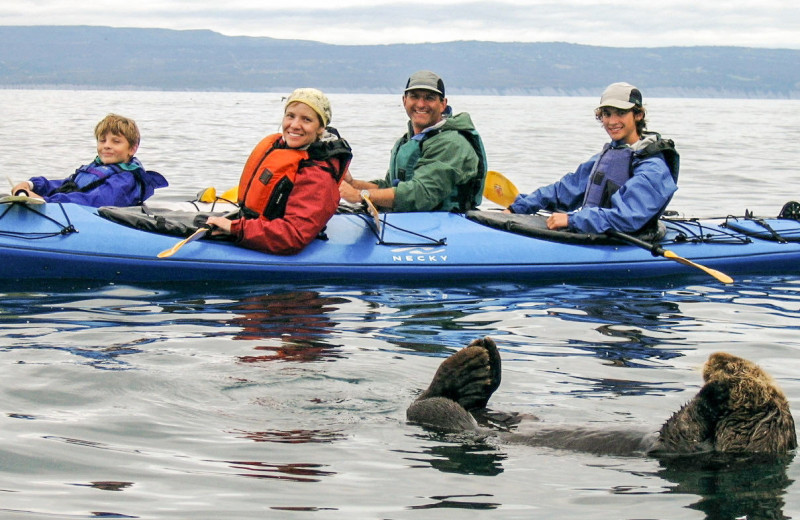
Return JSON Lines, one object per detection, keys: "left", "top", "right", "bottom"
{"left": 416, "top": 336, "right": 502, "bottom": 411}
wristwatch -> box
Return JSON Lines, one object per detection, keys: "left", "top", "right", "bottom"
{"left": 360, "top": 189, "right": 370, "bottom": 201}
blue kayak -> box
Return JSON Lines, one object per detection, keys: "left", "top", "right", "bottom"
{"left": 1, "top": 199, "right": 799, "bottom": 285}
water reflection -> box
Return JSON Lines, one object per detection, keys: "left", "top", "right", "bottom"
{"left": 0, "top": 343, "right": 142, "bottom": 370}
{"left": 221, "top": 460, "right": 335, "bottom": 482}
{"left": 71, "top": 481, "right": 134, "bottom": 491}
{"left": 652, "top": 453, "right": 795, "bottom": 519}
{"left": 349, "top": 284, "right": 695, "bottom": 365}
{"left": 402, "top": 435, "right": 506, "bottom": 477}
{"left": 350, "top": 288, "right": 485, "bottom": 355}
{"left": 524, "top": 288, "right": 690, "bottom": 366}
{"left": 0, "top": 279, "right": 799, "bottom": 518}
{"left": 412, "top": 437, "right": 795, "bottom": 518}
{"left": 228, "top": 291, "right": 347, "bottom": 363}
{"left": 567, "top": 377, "right": 685, "bottom": 399}
{"left": 407, "top": 493, "right": 500, "bottom": 510}
{"left": 232, "top": 428, "right": 347, "bottom": 444}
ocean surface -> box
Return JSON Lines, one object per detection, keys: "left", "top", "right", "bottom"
{"left": 1, "top": 89, "right": 800, "bottom": 519}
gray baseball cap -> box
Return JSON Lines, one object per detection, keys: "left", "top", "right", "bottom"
{"left": 404, "top": 70, "right": 445, "bottom": 97}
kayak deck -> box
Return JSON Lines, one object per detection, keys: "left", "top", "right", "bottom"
{"left": 0, "top": 201, "right": 799, "bottom": 285}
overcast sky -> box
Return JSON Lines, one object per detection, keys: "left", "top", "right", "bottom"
{"left": 2, "top": 0, "right": 798, "bottom": 49}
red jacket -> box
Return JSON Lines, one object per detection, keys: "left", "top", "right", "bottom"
{"left": 230, "top": 134, "right": 351, "bottom": 254}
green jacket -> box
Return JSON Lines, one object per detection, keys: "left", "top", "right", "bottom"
{"left": 374, "top": 111, "right": 487, "bottom": 212}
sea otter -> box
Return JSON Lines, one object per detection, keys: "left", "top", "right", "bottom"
{"left": 406, "top": 337, "right": 797, "bottom": 456}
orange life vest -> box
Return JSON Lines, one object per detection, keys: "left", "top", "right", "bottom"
{"left": 237, "top": 133, "right": 352, "bottom": 220}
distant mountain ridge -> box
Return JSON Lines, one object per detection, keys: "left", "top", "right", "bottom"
{"left": 1, "top": 25, "right": 798, "bottom": 99}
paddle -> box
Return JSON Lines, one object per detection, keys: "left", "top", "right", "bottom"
{"left": 4, "top": 177, "right": 45, "bottom": 205}
{"left": 197, "top": 187, "right": 217, "bottom": 203}
{"left": 0, "top": 194, "right": 45, "bottom": 205}
{"left": 605, "top": 229, "right": 733, "bottom": 284}
{"left": 197, "top": 185, "right": 238, "bottom": 203}
{"left": 220, "top": 186, "right": 238, "bottom": 202}
{"left": 482, "top": 170, "right": 733, "bottom": 284}
{"left": 157, "top": 208, "right": 243, "bottom": 259}
{"left": 157, "top": 227, "right": 211, "bottom": 258}
{"left": 483, "top": 170, "right": 519, "bottom": 207}
{"left": 362, "top": 192, "right": 382, "bottom": 232}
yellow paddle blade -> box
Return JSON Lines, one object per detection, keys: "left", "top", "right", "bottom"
{"left": 220, "top": 186, "right": 239, "bottom": 201}
{"left": 197, "top": 187, "right": 217, "bottom": 203}
{"left": 663, "top": 250, "right": 734, "bottom": 284}
{"left": 362, "top": 194, "right": 382, "bottom": 233}
{"left": 0, "top": 194, "right": 45, "bottom": 205}
{"left": 483, "top": 170, "right": 520, "bottom": 207}
{"left": 157, "top": 227, "right": 209, "bottom": 259}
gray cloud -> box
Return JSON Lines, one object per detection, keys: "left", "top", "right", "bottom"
{"left": 2, "top": 1, "right": 798, "bottom": 48}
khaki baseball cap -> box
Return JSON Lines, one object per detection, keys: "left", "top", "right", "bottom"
{"left": 597, "top": 82, "right": 643, "bottom": 110}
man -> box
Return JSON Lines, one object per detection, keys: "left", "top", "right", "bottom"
{"left": 506, "top": 82, "right": 679, "bottom": 234}
{"left": 340, "top": 70, "right": 487, "bottom": 212}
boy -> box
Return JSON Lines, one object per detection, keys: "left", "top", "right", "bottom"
{"left": 12, "top": 113, "right": 167, "bottom": 207}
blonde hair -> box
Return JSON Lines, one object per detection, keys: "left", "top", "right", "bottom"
{"left": 94, "top": 113, "right": 141, "bottom": 147}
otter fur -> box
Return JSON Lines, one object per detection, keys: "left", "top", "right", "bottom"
{"left": 406, "top": 337, "right": 797, "bottom": 456}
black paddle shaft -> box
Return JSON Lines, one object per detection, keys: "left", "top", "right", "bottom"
{"left": 605, "top": 229, "right": 664, "bottom": 257}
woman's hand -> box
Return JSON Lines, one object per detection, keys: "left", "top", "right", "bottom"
{"left": 205, "top": 216, "right": 232, "bottom": 235}
{"left": 546, "top": 212, "right": 569, "bottom": 230}
{"left": 338, "top": 181, "right": 362, "bottom": 204}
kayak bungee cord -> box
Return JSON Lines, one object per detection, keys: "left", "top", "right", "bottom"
{"left": 337, "top": 198, "right": 446, "bottom": 247}
{"left": 0, "top": 200, "right": 77, "bottom": 240}
{"left": 664, "top": 218, "right": 751, "bottom": 246}
{"left": 355, "top": 209, "right": 446, "bottom": 247}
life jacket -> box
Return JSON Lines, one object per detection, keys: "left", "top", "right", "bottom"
{"left": 238, "top": 132, "right": 353, "bottom": 220}
{"left": 55, "top": 158, "right": 151, "bottom": 205}
{"left": 388, "top": 123, "right": 488, "bottom": 212}
{"left": 582, "top": 133, "right": 679, "bottom": 209}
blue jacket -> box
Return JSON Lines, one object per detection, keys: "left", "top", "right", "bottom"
{"left": 509, "top": 137, "right": 678, "bottom": 234}
{"left": 30, "top": 157, "right": 168, "bottom": 207}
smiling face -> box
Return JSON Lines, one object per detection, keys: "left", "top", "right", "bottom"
{"left": 597, "top": 107, "right": 643, "bottom": 145}
{"left": 403, "top": 89, "right": 447, "bottom": 134}
{"left": 96, "top": 132, "right": 137, "bottom": 164}
{"left": 282, "top": 101, "right": 324, "bottom": 148}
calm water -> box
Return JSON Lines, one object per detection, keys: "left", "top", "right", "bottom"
{"left": 1, "top": 90, "right": 800, "bottom": 519}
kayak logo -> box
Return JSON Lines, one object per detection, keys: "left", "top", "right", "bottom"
{"left": 390, "top": 246, "right": 447, "bottom": 263}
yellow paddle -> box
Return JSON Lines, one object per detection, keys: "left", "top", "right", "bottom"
{"left": 605, "top": 229, "right": 734, "bottom": 284}
{"left": 157, "top": 227, "right": 210, "bottom": 258}
{"left": 362, "top": 192, "right": 382, "bottom": 233}
{"left": 483, "top": 170, "right": 733, "bottom": 284}
{"left": 4, "top": 177, "right": 45, "bottom": 205}
{"left": 158, "top": 209, "right": 242, "bottom": 259}
{"left": 196, "top": 186, "right": 239, "bottom": 203}
{"left": 220, "top": 186, "right": 238, "bottom": 202}
{"left": 196, "top": 187, "right": 217, "bottom": 203}
{"left": 483, "top": 170, "right": 519, "bottom": 207}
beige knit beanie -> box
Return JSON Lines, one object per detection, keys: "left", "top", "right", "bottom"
{"left": 285, "top": 88, "right": 332, "bottom": 127}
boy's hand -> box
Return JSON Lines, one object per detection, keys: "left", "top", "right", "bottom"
{"left": 12, "top": 181, "right": 33, "bottom": 197}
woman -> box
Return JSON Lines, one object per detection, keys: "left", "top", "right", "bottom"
{"left": 206, "top": 88, "right": 352, "bottom": 254}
